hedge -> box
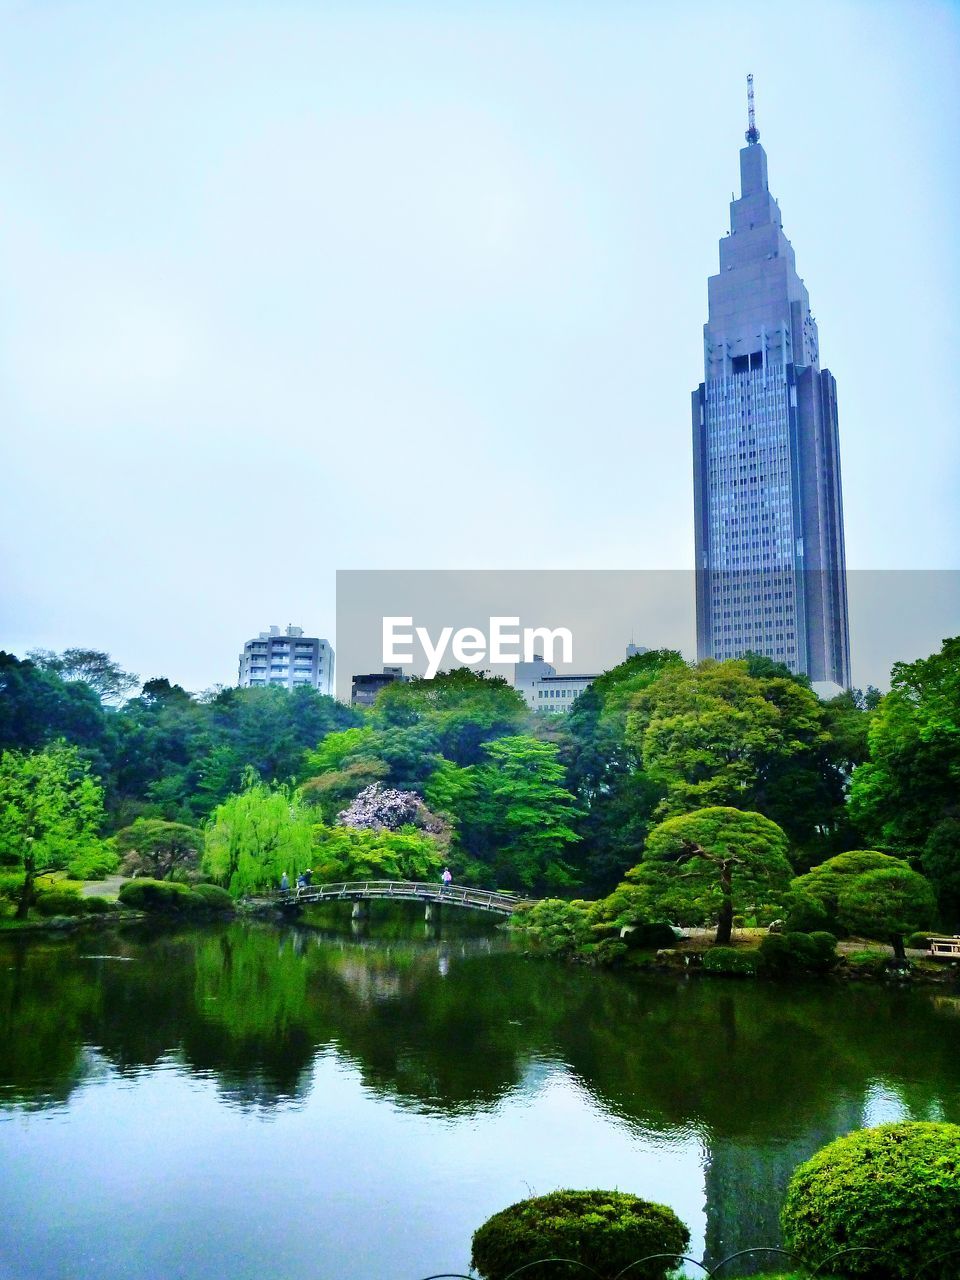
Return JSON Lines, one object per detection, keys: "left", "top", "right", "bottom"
{"left": 118, "top": 879, "right": 195, "bottom": 912}
{"left": 702, "top": 946, "right": 758, "bottom": 976}
{"left": 118, "top": 878, "right": 234, "bottom": 915}
{"left": 471, "top": 1189, "right": 690, "bottom": 1280}
{"left": 757, "top": 931, "right": 837, "bottom": 976}
{"left": 781, "top": 1122, "right": 960, "bottom": 1279}
{"left": 34, "top": 891, "right": 89, "bottom": 917}
{"left": 189, "top": 883, "right": 235, "bottom": 913}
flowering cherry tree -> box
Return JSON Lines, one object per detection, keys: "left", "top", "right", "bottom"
{"left": 338, "top": 784, "right": 421, "bottom": 831}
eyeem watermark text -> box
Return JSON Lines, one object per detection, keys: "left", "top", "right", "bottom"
{"left": 382, "top": 616, "right": 574, "bottom": 679}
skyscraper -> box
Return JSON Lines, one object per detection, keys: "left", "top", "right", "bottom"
{"left": 692, "top": 79, "right": 851, "bottom": 692}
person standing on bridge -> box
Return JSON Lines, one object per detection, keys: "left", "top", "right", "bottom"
{"left": 440, "top": 868, "right": 452, "bottom": 891}
{"left": 280, "top": 871, "right": 289, "bottom": 896}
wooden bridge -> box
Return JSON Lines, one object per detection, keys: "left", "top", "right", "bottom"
{"left": 248, "top": 880, "right": 525, "bottom": 919}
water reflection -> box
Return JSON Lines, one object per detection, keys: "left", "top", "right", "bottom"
{"left": 1, "top": 915, "right": 959, "bottom": 1276}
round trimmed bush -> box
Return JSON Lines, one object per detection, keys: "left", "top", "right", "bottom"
{"left": 82, "top": 895, "right": 117, "bottom": 915}
{"left": 781, "top": 1122, "right": 960, "bottom": 1279}
{"left": 118, "top": 878, "right": 194, "bottom": 912}
{"left": 189, "top": 883, "right": 235, "bottom": 913}
{"left": 471, "top": 1189, "right": 690, "bottom": 1280}
{"left": 758, "top": 931, "right": 837, "bottom": 976}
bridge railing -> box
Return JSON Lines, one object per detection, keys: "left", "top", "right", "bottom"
{"left": 266, "top": 880, "right": 525, "bottom": 914}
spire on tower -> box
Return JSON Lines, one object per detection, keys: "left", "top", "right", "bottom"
{"left": 745, "top": 73, "right": 760, "bottom": 144}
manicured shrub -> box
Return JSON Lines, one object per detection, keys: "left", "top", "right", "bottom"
{"left": 82, "top": 896, "right": 117, "bottom": 915}
{"left": 35, "top": 891, "right": 88, "bottom": 917}
{"left": 470, "top": 1189, "right": 690, "bottom": 1280}
{"left": 621, "top": 922, "right": 680, "bottom": 951}
{"left": 758, "top": 931, "right": 837, "bottom": 976}
{"left": 783, "top": 888, "right": 832, "bottom": 934}
{"left": 118, "top": 878, "right": 194, "bottom": 913}
{"left": 907, "top": 931, "right": 932, "bottom": 950}
{"left": 702, "top": 946, "right": 758, "bottom": 975}
{"left": 808, "top": 932, "right": 840, "bottom": 969}
{"left": 189, "top": 883, "right": 235, "bottom": 913}
{"left": 511, "top": 899, "right": 597, "bottom": 957}
{"left": 781, "top": 1122, "right": 960, "bottom": 1279}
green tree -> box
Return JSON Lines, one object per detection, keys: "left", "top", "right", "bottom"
{"left": 114, "top": 818, "right": 204, "bottom": 880}
{"left": 849, "top": 637, "right": 960, "bottom": 917}
{"left": 470, "top": 736, "right": 581, "bottom": 891}
{"left": 27, "top": 647, "right": 140, "bottom": 705}
{"left": 372, "top": 668, "right": 527, "bottom": 765}
{"left": 0, "top": 741, "right": 106, "bottom": 917}
{"left": 563, "top": 650, "right": 683, "bottom": 892}
{"left": 632, "top": 806, "right": 793, "bottom": 944}
{"left": 0, "top": 651, "right": 110, "bottom": 759}
{"left": 922, "top": 819, "right": 960, "bottom": 930}
{"left": 790, "top": 850, "right": 913, "bottom": 932}
{"left": 301, "top": 723, "right": 441, "bottom": 797}
{"left": 202, "top": 773, "right": 314, "bottom": 895}
{"left": 837, "top": 866, "right": 937, "bottom": 959}
{"left": 425, "top": 737, "right": 580, "bottom": 891}
{"left": 300, "top": 759, "right": 390, "bottom": 816}
{"left": 626, "top": 661, "right": 835, "bottom": 841}
{"left": 310, "top": 823, "right": 444, "bottom": 882}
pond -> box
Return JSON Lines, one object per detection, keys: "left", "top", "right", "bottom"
{"left": 1, "top": 912, "right": 958, "bottom": 1279}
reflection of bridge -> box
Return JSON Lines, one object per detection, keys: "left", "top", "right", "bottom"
{"left": 249, "top": 880, "right": 525, "bottom": 919}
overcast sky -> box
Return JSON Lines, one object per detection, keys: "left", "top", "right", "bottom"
{"left": 1, "top": 0, "right": 958, "bottom": 692}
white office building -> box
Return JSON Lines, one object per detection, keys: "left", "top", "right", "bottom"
{"left": 238, "top": 625, "right": 334, "bottom": 696}
{"left": 513, "top": 655, "right": 597, "bottom": 713}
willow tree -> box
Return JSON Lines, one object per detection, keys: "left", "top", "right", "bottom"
{"left": 203, "top": 772, "right": 313, "bottom": 895}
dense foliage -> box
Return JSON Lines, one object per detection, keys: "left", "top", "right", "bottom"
{"left": 114, "top": 819, "right": 203, "bottom": 879}
{"left": 470, "top": 1189, "right": 690, "bottom": 1280}
{"left": 0, "top": 741, "right": 110, "bottom": 917}
{"left": 836, "top": 866, "right": 937, "bottom": 959}
{"left": 632, "top": 807, "right": 793, "bottom": 944}
{"left": 781, "top": 1122, "right": 960, "bottom": 1279}
{"left": 117, "top": 878, "right": 234, "bottom": 915}
{"left": 1, "top": 637, "right": 957, "bottom": 933}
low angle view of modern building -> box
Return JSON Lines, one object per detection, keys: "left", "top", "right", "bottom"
{"left": 692, "top": 79, "right": 851, "bottom": 693}
{"left": 238, "top": 624, "right": 334, "bottom": 695}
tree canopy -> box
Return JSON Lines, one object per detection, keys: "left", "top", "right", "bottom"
{"left": 0, "top": 741, "right": 106, "bottom": 917}
{"left": 837, "top": 867, "right": 937, "bottom": 959}
{"left": 849, "top": 637, "right": 960, "bottom": 923}
{"left": 2, "top": 635, "right": 957, "bottom": 914}
{"left": 629, "top": 806, "right": 794, "bottom": 944}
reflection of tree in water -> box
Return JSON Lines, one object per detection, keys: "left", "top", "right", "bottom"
{"left": 0, "top": 937, "right": 102, "bottom": 1109}
{"left": 3, "top": 923, "right": 960, "bottom": 1259}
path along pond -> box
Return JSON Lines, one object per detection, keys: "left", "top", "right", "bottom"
{"left": 1, "top": 909, "right": 959, "bottom": 1280}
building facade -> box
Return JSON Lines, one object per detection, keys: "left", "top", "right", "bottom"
{"left": 692, "top": 87, "right": 851, "bottom": 693}
{"left": 350, "top": 667, "right": 406, "bottom": 707}
{"left": 513, "top": 655, "right": 597, "bottom": 712}
{"left": 238, "top": 625, "right": 334, "bottom": 695}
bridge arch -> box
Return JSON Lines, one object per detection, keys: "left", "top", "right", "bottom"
{"left": 249, "top": 880, "right": 525, "bottom": 918}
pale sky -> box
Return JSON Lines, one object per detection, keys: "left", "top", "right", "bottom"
{"left": 1, "top": 0, "right": 958, "bottom": 692}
